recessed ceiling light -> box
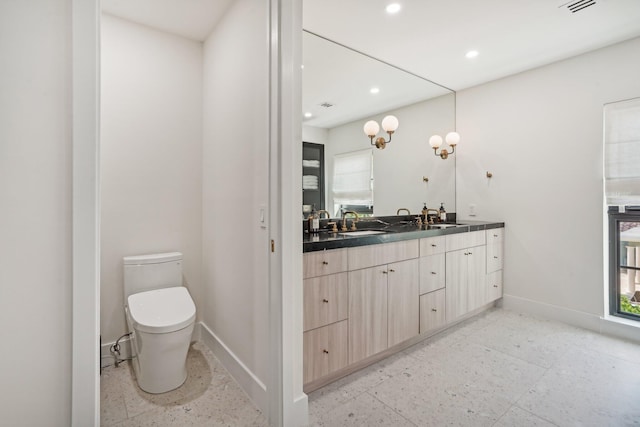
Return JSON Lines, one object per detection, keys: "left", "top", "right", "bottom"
{"left": 465, "top": 50, "right": 479, "bottom": 59}
{"left": 304, "top": 112, "right": 312, "bottom": 118}
{"left": 386, "top": 3, "right": 401, "bottom": 14}
{"left": 370, "top": 87, "right": 380, "bottom": 94}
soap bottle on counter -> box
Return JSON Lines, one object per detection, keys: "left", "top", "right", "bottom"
{"left": 439, "top": 203, "right": 447, "bottom": 222}
{"left": 307, "top": 205, "right": 319, "bottom": 234}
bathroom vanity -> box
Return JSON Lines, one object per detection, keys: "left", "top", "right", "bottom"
{"left": 302, "top": 220, "right": 504, "bottom": 392}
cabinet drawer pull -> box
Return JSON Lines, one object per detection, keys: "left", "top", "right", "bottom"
{"left": 493, "top": 234, "right": 498, "bottom": 237}
{"left": 322, "top": 261, "right": 329, "bottom": 265}
{"left": 431, "top": 308, "right": 437, "bottom": 312}
{"left": 431, "top": 271, "right": 437, "bottom": 275}
{"left": 493, "top": 284, "right": 499, "bottom": 288}
{"left": 493, "top": 256, "right": 498, "bottom": 259}
{"left": 322, "top": 299, "right": 329, "bottom": 303}
{"left": 468, "top": 251, "right": 473, "bottom": 255}
{"left": 389, "top": 269, "right": 395, "bottom": 273}
{"left": 323, "top": 349, "right": 329, "bottom": 354}
{"left": 431, "top": 244, "right": 437, "bottom": 247}
{"left": 382, "top": 270, "right": 388, "bottom": 274}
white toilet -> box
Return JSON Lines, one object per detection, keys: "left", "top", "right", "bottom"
{"left": 123, "top": 252, "right": 196, "bottom": 394}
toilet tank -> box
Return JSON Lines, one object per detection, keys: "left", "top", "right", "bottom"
{"left": 123, "top": 252, "right": 183, "bottom": 299}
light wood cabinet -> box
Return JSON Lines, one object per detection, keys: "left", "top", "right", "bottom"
{"left": 348, "top": 240, "right": 419, "bottom": 271}
{"left": 303, "top": 248, "right": 348, "bottom": 279}
{"left": 419, "top": 235, "right": 446, "bottom": 256}
{"left": 420, "top": 288, "right": 446, "bottom": 333}
{"left": 348, "top": 266, "right": 388, "bottom": 364}
{"left": 446, "top": 244, "right": 486, "bottom": 322}
{"left": 303, "top": 273, "right": 348, "bottom": 332}
{"left": 485, "top": 228, "right": 504, "bottom": 304}
{"left": 303, "top": 320, "right": 348, "bottom": 384}
{"left": 348, "top": 257, "right": 419, "bottom": 364}
{"left": 486, "top": 270, "right": 503, "bottom": 303}
{"left": 303, "top": 225, "right": 504, "bottom": 389}
{"left": 419, "top": 253, "right": 445, "bottom": 294}
{"left": 387, "top": 259, "right": 420, "bottom": 347}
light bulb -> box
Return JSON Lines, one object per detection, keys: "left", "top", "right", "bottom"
{"left": 381, "top": 115, "right": 399, "bottom": 132}
{"left": 429, "top": 135, "right": 443, "bottom": 148}
{"left": 363, "top": 120, "right": 380, "bottom": 137}
{"left": 445, "top": 131, "right": 460, "bottom": 146}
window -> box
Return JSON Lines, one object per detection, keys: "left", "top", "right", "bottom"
{"left": 332, "top": 149, "right": 373, "bottom": 217}
{"left": 605, "top": 97, "right": 640, "bottom": 320}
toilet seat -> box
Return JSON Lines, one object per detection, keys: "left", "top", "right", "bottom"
{"left": 128, "top": 287, "right": 196, "bottom": 334}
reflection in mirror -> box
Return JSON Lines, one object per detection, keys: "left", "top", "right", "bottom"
{"left": 302, "top": 31, "right": 457, "bottom": 217}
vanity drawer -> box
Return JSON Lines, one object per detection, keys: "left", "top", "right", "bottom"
{"left": 486, "top": 270, "right": 503, "bottom": 302}
{"left": 420, "top": 235, "right": 446, "bottom": 256}
{"left": 487, "top": 242, "right": 504, "bottom": 273}
{"left": 303, "top": 320, "right": 348, "bottom": 384}
{"left": 303, "top": 273, "right": 348, "bottom": 331}
{"left": 348, "top": 240, "right": 419, "bottom": 271}
{"left": 303, "top": 248, "right": 348, "bottom": 278}
{"left": 419, "top": 253, "right": 445, "bottom": 295}
{"left": 420, "top": 288, "right": 446, "bottom": 334}
{"left": 486, "top": 227, "right": 504, "bottom": 244}
{"left": 446, "top": 230, "right": 486, "bottom": 252}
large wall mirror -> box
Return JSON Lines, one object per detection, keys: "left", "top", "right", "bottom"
{"left": 302, "top": 31, "right": 457, "bottom": 217}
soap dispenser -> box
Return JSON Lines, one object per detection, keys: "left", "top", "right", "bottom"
{"left": 308, "top": 205, "right": 319, "bottom": 234}
{"left": 439, "top": 203, "right": 447, "bottom": 222}
{"left": 421, "top": 203, "right": 428, "bottom": 217}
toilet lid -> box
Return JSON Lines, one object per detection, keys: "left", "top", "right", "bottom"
{"left": 128, "top": 287, "right": 196, "bottom": 334}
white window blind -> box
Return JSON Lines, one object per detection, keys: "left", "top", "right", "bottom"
{"left": 332, "top": 149, "right": 373, "bottom": 206}
{"left": 605, "top": 98, "right": 640, "bottom": 205}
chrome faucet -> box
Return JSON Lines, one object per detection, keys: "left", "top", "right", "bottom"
{"left": 396, "top": 208, "right": 411, "bottom": 215}
{"left": 341, "top": 211, "right": 359, "bottom": 231}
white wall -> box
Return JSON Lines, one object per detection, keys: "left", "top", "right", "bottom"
{"left": 323, "top": 95, "right": 456, "bottom": 216}
{"left": 0, "top": 1, "right": 73, "bottom": 425}
{"left": 201, "top": 0, "right": 270, "bottom": 409}
{"left": 456, "top": 37, "right": 640, "bottom": 325}
{"left": 100, "top": 15, "right": 203, "bottom": 344}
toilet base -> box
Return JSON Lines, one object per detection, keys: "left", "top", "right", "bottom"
{"left": 126, "top": 309, "right": 195, "bottom": 394}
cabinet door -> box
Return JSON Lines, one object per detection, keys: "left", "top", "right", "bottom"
{"left": 420, "top": 288, "right": 446, "bottom": 333}
{"left": 303, "top": 320, "right": 348, "bottom": 384}
{"left": 445, "top": 248, "right": 468, "bottom": 322}
{"left": 348, "top": 266, "right": 388, "bottom": 364}
{"left": 387, "top": 259, "right": 419, "bottom": 347}
{"left": 419, "top": 253, "right": 445, "bottom": 294}
{"left": 486, "top": 270, "right": 503, "bottom": 303}
{"left": 467, "top": 245, "right": 487, "bottom": 312}
{"left": 303, "top": 273, "right": 348, "bottom": 331}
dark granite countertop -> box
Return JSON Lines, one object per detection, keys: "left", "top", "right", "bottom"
{"left": 303, "top": 219, "right": 504, "bottom": 253}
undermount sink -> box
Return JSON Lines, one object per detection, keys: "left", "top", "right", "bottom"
{"left": 338, "top": 230, "right": 387, "bottom": 236}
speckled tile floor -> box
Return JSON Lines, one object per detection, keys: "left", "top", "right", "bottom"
{"left": 102, "top": 309, "right": 640, "bottom": 426}
{"left": 100, "top": 341, "right": 267, "bottom": 426}
{"left": 307, "top": 308, "right": 640, "bottom": 427}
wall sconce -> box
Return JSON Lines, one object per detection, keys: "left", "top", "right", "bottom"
{"left": 429, "top": 132, "right": 460, "bottom": 159}
{"left": 363, "top": 115, "right": 399, "bottom": 149}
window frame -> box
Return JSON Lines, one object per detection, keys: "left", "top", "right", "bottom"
{"left": 608, "top": 206, "right": 640, "bottom": 321}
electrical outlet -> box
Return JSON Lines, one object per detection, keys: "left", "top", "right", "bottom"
{"left": 469, "top": 204, "right": 477, "bottom": 217}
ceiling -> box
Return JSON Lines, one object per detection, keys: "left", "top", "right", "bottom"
{"left": 102, "top": 0, "right": 640, "bottom": 126}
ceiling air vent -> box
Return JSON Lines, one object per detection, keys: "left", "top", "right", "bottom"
{"left": 561, "top": 0, "right": 596, "bottom": 13}
{"left": 320, "top": 102, "right": 334, "bottom": 108}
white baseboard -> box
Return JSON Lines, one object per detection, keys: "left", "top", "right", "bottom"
{"left": 503, "top": 294, "right": 640, "bottom": 343}
{"left": 198, "top": 321, "right": 268, "bottom": 414}
{"left": 291, "top": 393, "right": 309, "bottom": 426}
